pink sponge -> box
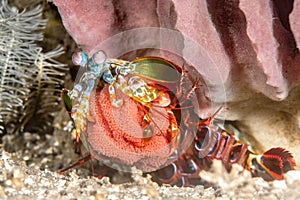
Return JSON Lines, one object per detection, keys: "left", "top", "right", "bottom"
{"left": 52, "top": 0, "right": 300, "bottom": 101}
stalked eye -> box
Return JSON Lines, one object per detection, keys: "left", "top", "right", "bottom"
{"left": 72, "top": 51, "right": 88, "bottom": 67}
{"left": 92, "top": 50, "right": 106, "bottom": 65}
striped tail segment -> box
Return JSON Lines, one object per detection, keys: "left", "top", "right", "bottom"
{"left": 152, "top": 122, "right": 296, "bottom": 187}
{"left": 250, "top": 147, "right": 296, "bottom": 181}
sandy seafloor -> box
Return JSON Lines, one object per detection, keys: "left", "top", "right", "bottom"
{"left": 1, "top": 145, "right": 300, "bottom": 200}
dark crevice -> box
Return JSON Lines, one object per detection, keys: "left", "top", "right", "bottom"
{"left": 272, "top": 0, "right": 294, "bottom": 32}
{"left": 169, "top": 1, "right": 177, "bottom": 28}
{"left": 271, "top": 0, "right": 298, "bottom": 81}
{"left": 206, "top": 0, "right": 256, "bottom": 65}
{"left": 111, "top": 0, "right": 127, "bottom": 31}
{"left": 206, "top": 0, "right": 261, "bottom": 95}
{"left": 156, "top": 0, "right": 177, "bottom": 28}
{"left": 207, "top": 0, "right": 237, "bottom": 63}
{"left": 271, "top": 0, "right": 298, "bottom": 58}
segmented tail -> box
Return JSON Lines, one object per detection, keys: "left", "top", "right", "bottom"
{"left": 152, "top": 123, "right": 296, "bottom": 187}
{"left": 250, "top": 147, "right": 296, "bottom": 181}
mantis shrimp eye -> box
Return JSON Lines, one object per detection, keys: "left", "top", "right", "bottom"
{"left": 92, "top": 50, "right": 106, "bottom": 65}
{"left": 72, "top": 51, "right": 88, "bottom": 67}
